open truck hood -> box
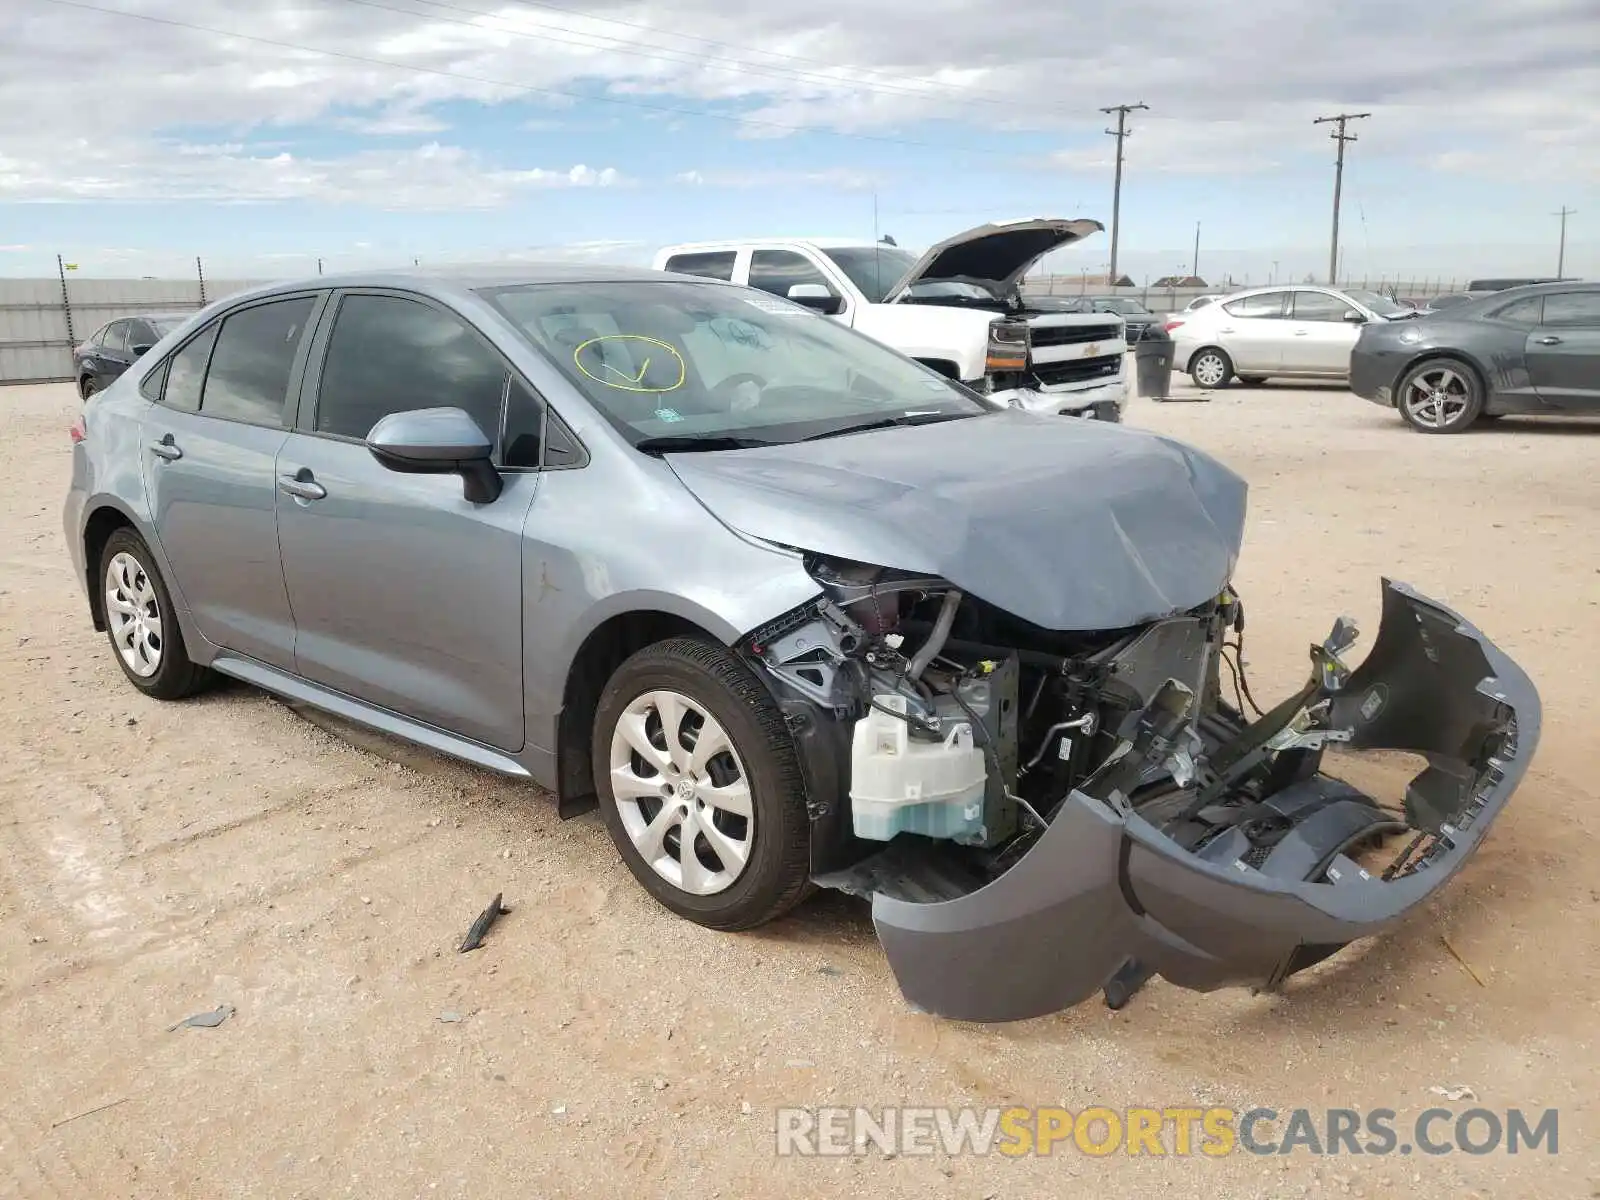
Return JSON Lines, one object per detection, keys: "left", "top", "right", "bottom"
{"left": 664, "top": 409, "right": 1247, "bottom": 631}
{"left": 883, "top": 217, "right": 1105, "bottom": 303}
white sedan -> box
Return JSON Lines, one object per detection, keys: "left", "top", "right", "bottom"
{"left": 1165, "top": 285, "right": 1415, "bottom": 387}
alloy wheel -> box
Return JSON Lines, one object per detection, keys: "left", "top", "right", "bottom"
{"left": 608, "top": 689, "right": 754, "bottom": 896}
{"left": 1403, "top": 366, "right": 1471, "bottom": 429}
{"left": 105, "top": 551, "right": 163, "bottom": 677}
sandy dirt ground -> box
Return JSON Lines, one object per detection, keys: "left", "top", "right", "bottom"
{"left": 2, "top": 377, "right": 1598, "bottom": 1199}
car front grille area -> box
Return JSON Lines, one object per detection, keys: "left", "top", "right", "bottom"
{"left": 1030, "top": 322, "right": 1122, "bottom": 349}
{"left": 1033, "top": 354, "right": 1122, "bottom": 387}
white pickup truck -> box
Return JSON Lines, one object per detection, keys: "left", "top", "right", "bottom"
{"left": 651, "top": 218, "right": 1132, "bottom": 420}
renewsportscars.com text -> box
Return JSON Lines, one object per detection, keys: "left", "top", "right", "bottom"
{"left": 774, "top": 1105, "right": 1560, "bottom": 1158}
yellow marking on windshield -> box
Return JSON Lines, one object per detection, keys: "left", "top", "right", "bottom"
{"left": 573, "top": 334, "right": 686, "bottom": 393}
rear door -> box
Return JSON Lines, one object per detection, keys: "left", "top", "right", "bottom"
{"left": 96, "top": 321, "right": 134, "bottom": 383}
{"left": 1284, "top": 290, "right": 1364, "bottom": 374}
{"left": 1215, "top": 291, "right": 1288, "bottom": 372}
{"left": 140, "top": 293, "right": 324, "bottom": 669}
{"left": 1526, "top": 291, "right": 1600, "bottom": 408}
{"left": 274, "top": 289, "right": 540, "bottom": 752}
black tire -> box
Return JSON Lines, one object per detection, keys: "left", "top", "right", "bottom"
{"left": 592, "top": 637, "right": 811, "bottom": 931}
{"left": 80, "top": 376, "right": 98, "bottom": 400}
{"left": 1189, "top": 347, "right": 1234, "bottom": 389}
{"left": 1396, "top": 357, "right": 1485, "bottom": 434}
{"left": 1238, "top": 375, "right": 1268, "bottom": 386}
{"left": 98, "top": 528, "right": 212, "bottom": 700}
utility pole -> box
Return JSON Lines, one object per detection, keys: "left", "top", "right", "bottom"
{"left": 1100, "top": 101, "right": 1148, "bottom": 284}
{"left": 1554, "top": 206, "right": 1575, "bottom": 277}
{"left": 1192, "top": 221, "right": 1201, "bottom": 282}
{"left": 1313, "top": 112, "right": 1369, "bottom": 286}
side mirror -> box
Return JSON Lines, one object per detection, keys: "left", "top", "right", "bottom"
{"left": 786, "top": 283, "right": 844, "bottom": 315}
{"left": 365, "top": 407, "right": 502, "bottom": 504}
{"left": 1343, "top": 310, "right": 1367, "bottom": 323}
{"left": 131, "top": 344, "right": 153, "bottom": 357}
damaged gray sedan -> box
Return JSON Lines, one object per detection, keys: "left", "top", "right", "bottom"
{"left": 65, "top": 266, "right": 1540, "bottom": 1022}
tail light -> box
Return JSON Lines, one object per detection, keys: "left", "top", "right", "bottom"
{"left": 985, "top": 319, "right": 1030, "bottom": 373}
{"left": 69, "top": 415, "right": 86, "bottom": 444}
{"left": 1163, "top": 319, "right": 1185, "bottom": 333}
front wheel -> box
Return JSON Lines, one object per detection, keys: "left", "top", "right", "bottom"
{"left": 1190, "top": 348, "right": 1234, "bottom": 389}
{"left": 593, "top": 638, "right": 811, "bottom": 931}
{"left": 1397, "top": 358, "right": 1484, "bottom": 434}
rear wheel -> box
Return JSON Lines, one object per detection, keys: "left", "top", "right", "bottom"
{"left": 1238, "top": 375, "right": 1268, "bottom": 386}
{"left": 1397, "top": 358, "right": 1484, "bottom": 434}
{"left": 99, "top": 529, "right": 212, "bottom": 699}
{"left": 593, "top": 638, "right": 811, "bottom": 931}
{"left": 1190, "top": 348, "right": 1233, "bottom": 389}
{"left": 80, "top": 376, "right": 98, "bottom": 400}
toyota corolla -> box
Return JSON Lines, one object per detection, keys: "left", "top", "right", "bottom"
{"left": 65, "top": 265, "right": 1540, "bottom": 1021}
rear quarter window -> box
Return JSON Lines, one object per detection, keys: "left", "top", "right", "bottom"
{"left": 663, "top": 251, "right": 737, "bottom": 281}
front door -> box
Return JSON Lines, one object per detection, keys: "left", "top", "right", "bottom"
{"left": 140, "top": 293, "right": 322, "bottom": 669}
{"left": 274, "top": 290, "right": 536, "bottom": 753}
{"left": 747, "top": 248, "right": 851, "bottom": 325}
{"left": 1525, "top": 291, "right": 1600, "bottom": 409}
{"left": 1284, "top": 290, "right": 1364, "bottom": 374}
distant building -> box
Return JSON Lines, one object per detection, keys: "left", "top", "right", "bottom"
{"left": 1152, "top": 274, "right": 1209, "bottom": 288}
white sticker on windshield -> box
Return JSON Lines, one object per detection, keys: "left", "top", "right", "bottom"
{"left": 740, "top": 293, "right": 806, "bottom": 316}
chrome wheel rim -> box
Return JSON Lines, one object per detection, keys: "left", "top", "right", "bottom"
{"left": 1193, "top": 353, "right": 1226, "bottom": 387}
{"left": 105, "top": 551, "right": 163, "bottom": 678}
{"left": 1403, "top": 367, "right": 1471, "bottom": 428}
{"left": 608, "top": 689, "right": 753, "bottom": 896}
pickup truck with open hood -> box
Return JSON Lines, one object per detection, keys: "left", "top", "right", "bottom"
{"left": 653, "top": 218, "right": 1132, "bottom": 421}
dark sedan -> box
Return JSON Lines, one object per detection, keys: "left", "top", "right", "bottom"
{"left": 1350, "top": 282, "right": 1600, "bottom": 433}
{"left": 74, "top": 312, "right": 191, "bottom": 399}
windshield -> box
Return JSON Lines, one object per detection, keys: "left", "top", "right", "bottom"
{"left": 483, "top": 280, "right": 991, "bottom": 449}
{"left": 1095, "top": 298, "right": 1151, "bottom": 315}
{"left": 1345, "top": 290, "right": 1409, "bottom": 317}
{"left": 819, "top": 246, "right": 917, "bottom": 303}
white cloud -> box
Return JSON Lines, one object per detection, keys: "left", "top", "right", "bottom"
{"left": 0, "top": 0, "right": 1595, "bottom": 209}
{"left": 674, "top": 166, "right": 881, "bottom": 190}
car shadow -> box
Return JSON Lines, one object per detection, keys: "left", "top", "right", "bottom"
{"left": 1475, "top": 415, "right": 1600, "bottom": 436}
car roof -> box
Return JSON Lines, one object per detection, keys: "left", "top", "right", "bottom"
{"left": 657, "top": 238, "right": 878, "bottom": 254}
{"left": 205, "top": 261, "right": 689, "bottom": 308}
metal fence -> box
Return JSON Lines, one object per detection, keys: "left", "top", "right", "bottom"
{"left": 0, "top": 274, "right": 269, "bottom": 385}
{"left": 1024, "top": 276, "right": 1467, "bottom": 314}
{"left": 2, "top": 267, "right": 1483, "bottom": 386}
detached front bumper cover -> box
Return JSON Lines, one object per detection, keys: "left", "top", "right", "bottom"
{"left": 866, "top": 580, "right": 1540, "bottom": 1022}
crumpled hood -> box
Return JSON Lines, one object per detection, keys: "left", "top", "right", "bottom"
{"left": 665, "top": 410, "right": 1248, "bottom": 631}
{"left": 884, "top": 217, "right": 1105, "bottom": 303}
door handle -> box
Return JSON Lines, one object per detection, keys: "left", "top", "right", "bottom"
{"left": 278, "top": 471, "right": 327, "bottom": 502}
{"left": 147, "top": 435, "right": 182, "bottom": 461}
{"left": 1217, "top": 327, "right": 1235, "bottom": 334}
{"left": 1293, "top": 330, "right": 1309, "bottom": 336}
{"left": 1536, "top": 336, "right": 1562, "bottom": 345}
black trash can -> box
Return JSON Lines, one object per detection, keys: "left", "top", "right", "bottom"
{"left": 1133, "top": 324, "right": 1175, "bottom": 401}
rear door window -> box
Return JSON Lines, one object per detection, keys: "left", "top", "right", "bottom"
{"left": 663, "top": 251, "right": 737, "bottom": 281}
{"left": 199, "top": 297, "right": 317, "bottom": 427}
{"left": 1222, "top": 292, "right": 1286, "bottom": 319}
{"left": 102, "top": 321, "right": 129, "bottom": 353}
{"left": 160, "top": 325, "right": 219, "bottom": 414}
{"left": 1490, "top": 297, "right": 1544, "bottom": 326}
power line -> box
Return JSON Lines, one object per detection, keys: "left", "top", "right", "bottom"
{"left": 33, "top": 0, "right": 1022, "bottom": 160}
{"left": 1554, "top": 206, "right": 1576, "bottom": 277}
{"left": 1100, "top": 102, "right": 1147, "bottom": 283}
{"left": 1313, "top": 111, "right": 1369, "bottom": 286}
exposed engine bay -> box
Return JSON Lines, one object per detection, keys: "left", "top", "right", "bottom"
{"left": 744, "top": 556, "right": 1539, "bottom": 1022}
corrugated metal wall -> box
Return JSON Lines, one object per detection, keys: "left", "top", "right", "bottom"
{"left": 0, "top": 276, "right": 270, "bottom": 385}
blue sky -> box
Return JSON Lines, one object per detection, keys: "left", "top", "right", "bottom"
{"left": 3, "top": 0, "right": 1596, "bottom": 284}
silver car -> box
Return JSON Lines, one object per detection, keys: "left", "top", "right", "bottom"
{"left": 65, "top": 266, "right": 1538, "bottom": 1021}
{"left": 1168, "top": 285, "right": 1415, "bottom": 387}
